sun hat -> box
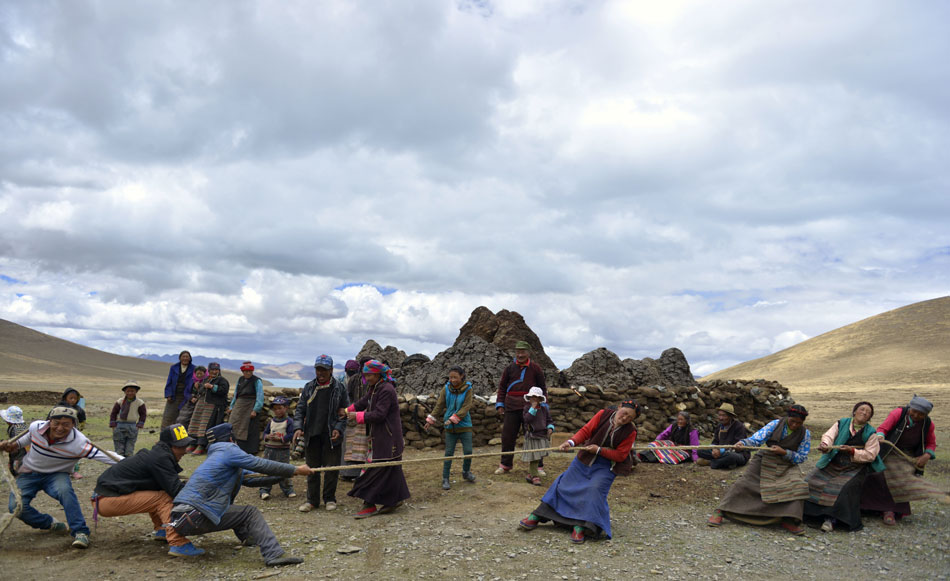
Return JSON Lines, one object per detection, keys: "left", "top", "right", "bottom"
{"left": 717, "top": 403, "right": 737, "bottom": 417}
{"left": 0, "top": 405, "right": 24, "bottom": 424}
{"left": 523, "top": 386, "right": 546, "bottom": 403}
{"left": 121, "top": 381, "right": 141, "bottom": 393}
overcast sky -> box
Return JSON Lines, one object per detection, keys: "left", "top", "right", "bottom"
{"left": 1, "top": 1, "right": 947, "bottom": 376}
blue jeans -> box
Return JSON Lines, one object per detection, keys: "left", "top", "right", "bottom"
{"left": 443, "top": 431, "right": 473, "bottom": 479}
{"left": 9, "top": 471, "right": 88, "bottom": 536}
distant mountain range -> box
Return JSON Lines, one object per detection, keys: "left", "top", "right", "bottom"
{"left": 136, "top": 354, "right": 315, "bottom": 380}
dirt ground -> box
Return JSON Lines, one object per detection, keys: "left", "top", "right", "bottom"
{"left": 2, "top": 400, "right": 949, "bottom": 581}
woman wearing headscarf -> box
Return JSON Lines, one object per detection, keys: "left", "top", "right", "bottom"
{"left": 229, "top": 361, "right": 264, "bottom": 454}
{"left": 860, "top": 395, "right": 943, "bottom": 525}
{"left": 518, "top": 400, "right": 640, "bottom": 544}
{"left": 638, "top": 411, "right": 700, "bottom": 464}
{"left": 803, "top": 402, "right": 882, "bottom": 532}
{"left": 345, "top": 360, "right": 410, "bottom": 518}
{"left": 188, "top": 362, "right": 231, "bottom": 455}
{"left": 162, "top": 351, "right": 196, "bottom": 429}
{"left": 708, "top": 404, "right": 812, "bottom": 535}
{"left": 340, "top": 357, "right": 370, "bottom": 481}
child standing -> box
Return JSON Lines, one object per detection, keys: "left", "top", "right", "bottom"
{"left": 54, "top": 388, "right": 87, "bottom": 479}
{"left": 2, "top": 405, "right": 27, "bottom": 475}
{"left": 259, "top": 396, "right": 297, "bottom": 500}
{"left": 521, "top": 386, "right": 554, "bottom": 486}
{"left": 425, "top": 366, "right": 477, "bottom": 490}
{"left": 109, "top": 381, "right": 147, "bottom": 456}
{"left": 175, "top": 366, "right": 206, "bottom": 432}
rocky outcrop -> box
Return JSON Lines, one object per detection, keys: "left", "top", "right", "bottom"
{"left": 355, "top": 340, "right": 407, "bottom": 369}
{"left": 456, "top": 307, "right": 558, "bottom": 374}
{"left": 396, "top": 336, "right": 511, "bottom": 396}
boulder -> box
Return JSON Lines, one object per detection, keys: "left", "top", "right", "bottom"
{"left": 396, "top": 335, "right": 512, "bottom": 396}
{"left": 456, "top": 306, "right": 558, "bottom": 375}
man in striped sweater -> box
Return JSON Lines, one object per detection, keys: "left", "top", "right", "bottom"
{"left": 1, "top": 406, "right": 122, "bottom": 549}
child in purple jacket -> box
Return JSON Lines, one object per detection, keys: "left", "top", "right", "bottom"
{"left": 521, "top": 387, "right": 554, "bottom": 486}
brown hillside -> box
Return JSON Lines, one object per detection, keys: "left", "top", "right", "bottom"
{"left": 0, "top": 319, "right": 243, "bottom": 401}
{"left": 702, "top": 296, "right": 950, "bottom": 433}
{"left": 702, "top": 296, "right": 950, "bottom": 388}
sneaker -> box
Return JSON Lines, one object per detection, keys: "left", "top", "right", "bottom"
{"left": 462, "top": 471, "right": 477, "bottom": 483}
{"left": 185, "top": 446, "right": 196, "bottom": 454}
{"left": 151, "top": 528, "right": 167, "bottom": 542}
{"left": 260, "top": 492, "right": 271, "bottom": 501}
{"left": 519, "top": 516, "right": 539, "bottom": 531}
{"left": 570, "top": 528, "right": 585, "bottom": 544}
{"left": 442, "top": 478, "right": 451, "bottom": 490}
{"left": 325, "top": 501, "right": 337, "bottom": 511}
{"left": 707, "top": 510, "right": 723, "bottom": 527}
{"left": 781, "top": 521, "right": 806, "bottom": 536}
{"left": 494, "top": 464, "right": 510, "bottom": 475}
{"left": 168, "top": 542, "right": 205, "bottom": 557}
{"left": 286, "top": 492, "right": 297, "bottom": 499}
{"left": 266, "top": 555, "right": 304, "bottom": 567}
{"left": 821, "top": 519, "right": 834, "bottom": 532}
{"left": 536, "top": 467, "right": 546, "bottom": 477}
{"left": 191, "top": 446, "right": 206, "bottom": 455}
{"left": 883, "top": 511, "right": 897, "bottom": 526}
{"left": 71, "top": 533, "right": 90, "bottom": 549}
{"left": 298, "top": 502, "right": 315, "bottom": 513}
{"left": 354, "top": 505, "right": 378, "bottom": 519}
{"left": 71, "top": 472, "right": 83, "bottom": 480}
{"left": 48, "top": 519, "right": 68, "bottom": 534}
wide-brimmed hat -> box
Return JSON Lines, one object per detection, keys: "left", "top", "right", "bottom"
{"left": 523, "top": 386, "right": 546, "bottom": 403}
{"left": 121, "top": 381, "right": 141, "bottom": 393}
{"left": 717, "top": 403, "right": 737, "bottom": 417}
{"left": 0, "top": 406, "right": 24, "bottom": 424}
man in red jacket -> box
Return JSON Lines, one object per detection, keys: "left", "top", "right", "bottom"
{"left": 495, "top": 340, "right": 547, "bottom": 474}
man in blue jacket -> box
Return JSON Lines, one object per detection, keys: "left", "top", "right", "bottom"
{"left": 169, "top": 423, "right": 312, "bottom": 567}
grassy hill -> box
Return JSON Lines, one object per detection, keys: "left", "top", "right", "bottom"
{"left": 0, "top": 319, "right": 244, "bottom": 402}
{"left": 702, "top": 296, "right": 950, "bottom": 436}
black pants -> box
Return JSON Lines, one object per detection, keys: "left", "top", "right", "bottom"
{"left": 697, "top": 449, "right": 748, "bottom": 469}
{"left": 305, "top": 433, "right": 342, "bottom": 505}
{"left": 500, "top": 409, "right": 543, "bottom": 469}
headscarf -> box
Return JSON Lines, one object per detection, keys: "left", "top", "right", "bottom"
{"left": 620, "top": 399, "right": 641, "bottom": 418}
{"left": 240, "top": 361, "right": 254, "bottom": 372}
{"left": 668, "top": 411, "right": 692, "bottom": 446}
{"left": 362, "top": 359, "right": 393, "bottom": 383}
{"left": 787, "top": 404, "right": 809, "bottom": 420}
{"left": 908, "top": 395, "right": 933, "bottom": 414}
{"left": 344, "top": 359, "right": 360, "bottom": 375}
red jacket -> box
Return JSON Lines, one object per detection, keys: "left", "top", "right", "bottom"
{"left": 876, "top": 407, "right": 937, "bottom": 456}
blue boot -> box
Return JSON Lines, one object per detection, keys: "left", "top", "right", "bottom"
{"left": 168, "top": 542, "right": 205, "bottom": 557}
{"left": 151, "top": 529, "right": 167, "bottom": 542}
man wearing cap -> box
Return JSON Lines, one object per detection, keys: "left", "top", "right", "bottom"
{"left": 93, "top": 423, "right": 203, "bottom": 557}
{"left": 293, "top": 354, "right": 349, "bottom": 512}
{"left": 109, "top": 381, "right": 147, "bottom": 456}
{"left": 1, "top": 406, "right": 122, "bottom": 549}
{"left": 495, "top": 340, "right": 547, "bottom": 474}
{"left": 696, "top": 403, "right": 750, "bottom": 470}
{"left": 861, "top": 395, "right": 940, "bottom": 525}
{"left": 169, "top": 423, "right": 310, "bottom": 567}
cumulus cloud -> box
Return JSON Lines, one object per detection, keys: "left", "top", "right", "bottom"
{"left": 1, "top": 1, "right": 948, "bottom": 373}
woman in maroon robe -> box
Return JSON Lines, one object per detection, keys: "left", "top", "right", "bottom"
{"left": 345, "top": 360, "right": 410, "bottom": 518}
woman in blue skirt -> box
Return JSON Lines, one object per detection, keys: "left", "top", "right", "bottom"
{"left": 518, "top": 400, "right": 640, "bottom": 543}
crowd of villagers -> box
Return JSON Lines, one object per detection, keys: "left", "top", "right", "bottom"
{"left": 0, "top": 341, "right": 944, "bottom": 567}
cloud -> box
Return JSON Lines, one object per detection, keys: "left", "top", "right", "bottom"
{"left": 0, "top": 1, "right": 947, "bottom": 374}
